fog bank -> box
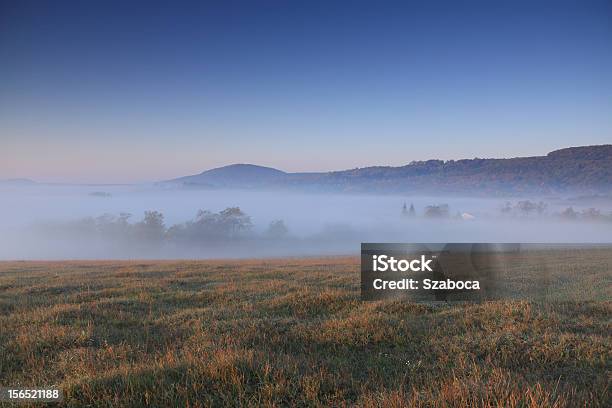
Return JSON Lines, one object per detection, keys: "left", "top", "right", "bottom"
{"left": 0, "top": 185, "right": 611, "bottom": 260}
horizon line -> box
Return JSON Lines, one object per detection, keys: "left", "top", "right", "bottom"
{"left": 2, "top": 143, "right": 609, "bottom": 185}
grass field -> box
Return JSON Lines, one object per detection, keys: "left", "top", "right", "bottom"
{"left": 0, "top": 251, "right": 610, "bottom": 407}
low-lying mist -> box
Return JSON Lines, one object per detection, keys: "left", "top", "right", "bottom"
{"left": 1, "top": 185, "right": 611, "bottom": 260}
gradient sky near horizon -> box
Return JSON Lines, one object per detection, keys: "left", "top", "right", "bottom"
{"left": 1, "top": 1, "right": 611, "bottom": 183}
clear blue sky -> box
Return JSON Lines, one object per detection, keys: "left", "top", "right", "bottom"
{"left": 1, "top": 0, "right": 611, "bottom": 183}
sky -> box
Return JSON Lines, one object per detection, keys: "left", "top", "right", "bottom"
{"left": 1, "top": 0, "right": 611, "bottom": 183}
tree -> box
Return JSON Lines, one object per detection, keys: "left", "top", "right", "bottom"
{"left": 581, "top": 208, "right": 602, "bottom": 220}
{"left": 516, "top": 200, "right": 537, "bottom": 217}
{"left": 134, "top": 211, "right": 165, "bottom": 242}
{"left": 424, "top": 204, "right": 449, "bottom": 218}
{"left": 169, "top": 207, "right": 254, "bottom": 242}
{"left": 219, "top": 207, "right": 252, "bottom": 236}
{"left": 401, "top": 202, "right": 416, "bottom": 217}
{"left": 118, "top": 212, "right": 132, "bottom": 226}
{"left": 559, "top": 207, "right": 578, "bottom": 220}
{"left": 95, "top": 212, "right": 132, "bottom": 239}
{"left": 266, "top": 220, "right": 288, "bottom": 238}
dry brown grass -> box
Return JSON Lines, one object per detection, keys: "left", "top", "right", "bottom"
{"left": 0, "top": 253, "right": 610, "bottom": 407}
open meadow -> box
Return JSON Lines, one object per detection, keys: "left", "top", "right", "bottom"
{"left": 0, "top": 252, "right": 610, "bottom": 407}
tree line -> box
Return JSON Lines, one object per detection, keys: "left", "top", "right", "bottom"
{"left": 45, "top": 207, "right": 289, "bottom": 244}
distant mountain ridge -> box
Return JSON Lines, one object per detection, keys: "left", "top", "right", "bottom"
{"left": 0, "top": 178, "right": 37, "bottom": 186}
{"left": 171, "top": 164, "right": 287, "bottom": 188}
{"left": 165, "top": 145, "right": 612, "bottom": 195}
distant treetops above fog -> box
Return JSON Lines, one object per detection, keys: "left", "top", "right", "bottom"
{"left": 41, "top": 198, "right": 611, "bottom": 249}
{"left": 163, "top": 145, "right": 612, "bottom": 195}
{"left": 40, "top": 207, "right": 291, "bottom": 245}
